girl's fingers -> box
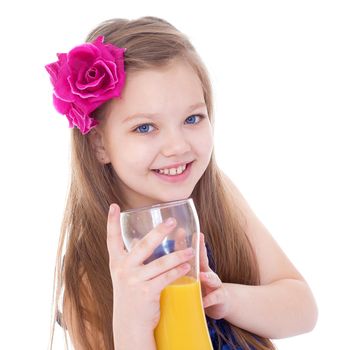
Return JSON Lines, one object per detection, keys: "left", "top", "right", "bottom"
{"left": 174, "top": 227, "right": 188, "bottom": 250}
{"left": 200, "top": 271, "right": 222, "bottom": 289}
{"left": 127, "top": 218, "right": 177, "bottom": 266}
{"left": 203, "top": 289, "right": 221, "bottom": 308}
{"left": 202, "top": 286, "right": 227, "bottom": 314}
{"left": 150, "top": 262, "right": 192, "bottom": 293}
{"left": 140, "top": 247, "right": 194, "bottom": 280}
{"left": 129, "top": 238, "right": 140, "bottom": 250}
{"left": 200, "top": 232, "right": 211, "bottom": 272}
{"left": 106, "top": 203, "right": 126, "bottom": 263}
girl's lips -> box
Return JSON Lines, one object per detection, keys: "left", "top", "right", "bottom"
{"left": 152, "top": 162, "right": 193, "bottom": 183}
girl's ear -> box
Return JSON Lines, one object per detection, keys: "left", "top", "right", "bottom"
{"left": 89, "top": 128, "right": 111, "bottom": 164}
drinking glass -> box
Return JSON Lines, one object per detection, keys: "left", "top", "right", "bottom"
{"left": 120, "top": 198, "right": 213, "bottom": 350}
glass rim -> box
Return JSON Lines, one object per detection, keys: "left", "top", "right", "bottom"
{"left": 120, "top": 197, "right": 194, "bottom": 215}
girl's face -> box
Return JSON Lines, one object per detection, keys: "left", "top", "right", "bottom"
{"left": 93, "top": 59, "right": 214, "bottom": 209}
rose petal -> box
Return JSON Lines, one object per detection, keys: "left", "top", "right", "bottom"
{"left": 67, "top": 104, "right": 99, "bottom": 134}
{"left": 75, "top": 71, "right": 106, "bottom": 90}
{"left": 67, "top": 44, "right": 100, "bottom": 75}
{"left": 69, "top": 73, "right": 105, "bottom": 98}
{"left": 85, "top": 67, "right": 100, "bottom": 82}
{"left": 53, "top": 94, "right": 71, "bottom": 115}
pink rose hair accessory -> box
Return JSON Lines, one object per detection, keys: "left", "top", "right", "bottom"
{"left": 45, "top": 36, "right": 126, "bottom": 135}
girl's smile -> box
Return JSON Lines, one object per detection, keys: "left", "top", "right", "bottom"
{"left": 152, "top": 161, "right": 194, "bottom": 183}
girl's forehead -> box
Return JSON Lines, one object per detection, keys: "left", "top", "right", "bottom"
{"left": 123, "top": 62, "right": 203, "bottom": 102}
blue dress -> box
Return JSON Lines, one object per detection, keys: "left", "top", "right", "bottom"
{"left": 207, "top": 318, "right": 244, "bottom": 350}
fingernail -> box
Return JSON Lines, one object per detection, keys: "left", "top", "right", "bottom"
{"left": 164, "top": 217, "right": 176, "bottom": 227}
{"left": 181, "top": 263, "right": 191, "bottom": 271}
{"left": 110, "top": 205, "right": 116, "bottom": 215}
{"left": 186, "top": 248, "right": 194, "bottom": 256}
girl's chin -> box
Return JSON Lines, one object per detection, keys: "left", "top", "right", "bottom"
{"left": 154, "top": 190, "right": 194, "bottom": 203}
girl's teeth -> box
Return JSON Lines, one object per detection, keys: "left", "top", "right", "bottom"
{"left": 157, "top": 164, "right": 187, "bottom": 176}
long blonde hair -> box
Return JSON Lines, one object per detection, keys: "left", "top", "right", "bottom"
{"left": 49, "top": 16, "right": 276, "bottom": 350}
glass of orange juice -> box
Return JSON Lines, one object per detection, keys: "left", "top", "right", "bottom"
{"left": 120, "top": 198, "right": 213, "bottom": 350}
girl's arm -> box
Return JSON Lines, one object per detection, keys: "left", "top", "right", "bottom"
{"left": 210, "top": 173, "right": 318, "bottom": 338}
{"left": 222, "top": 279, "right": 317, "bottom": 338}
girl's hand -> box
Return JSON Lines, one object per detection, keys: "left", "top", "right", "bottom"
{"left": 199, "top": 233, "right": 230, "bottom": 320}
{"left": 106, "top": 203, "right": 194, "bottom": 337}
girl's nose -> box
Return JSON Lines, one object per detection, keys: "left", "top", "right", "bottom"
{"left": 161, "top": 129, "right": 192, "bottom": 157}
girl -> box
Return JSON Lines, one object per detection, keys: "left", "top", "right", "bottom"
{"left": 46, "top": 16, "right": 318, "bottom": 350}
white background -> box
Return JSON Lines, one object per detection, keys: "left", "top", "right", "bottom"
{"left": 0, "top": 0, "right": 343, "bottom": 349}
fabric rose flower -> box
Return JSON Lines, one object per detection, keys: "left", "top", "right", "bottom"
{"left": 45, "top": 36, "right": 126, "bottom": 134}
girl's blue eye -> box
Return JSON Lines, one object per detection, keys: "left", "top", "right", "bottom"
{"left": 136, "top": 124, "right": 154, "bottom": 133}
{"left": 185, "top": 115, "right": 201, "bottom": 124}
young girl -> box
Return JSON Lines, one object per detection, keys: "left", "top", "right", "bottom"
{"left": 46, "top": 16, "right": 318, "bottom": 350}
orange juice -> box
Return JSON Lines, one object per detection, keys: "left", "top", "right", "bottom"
{"left": 154, "top": 276, "right": 213, "bottom": 350}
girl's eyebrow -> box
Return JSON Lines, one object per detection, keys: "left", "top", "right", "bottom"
{"left": 122, "top": 102, "right": 206, "bottom": 123}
